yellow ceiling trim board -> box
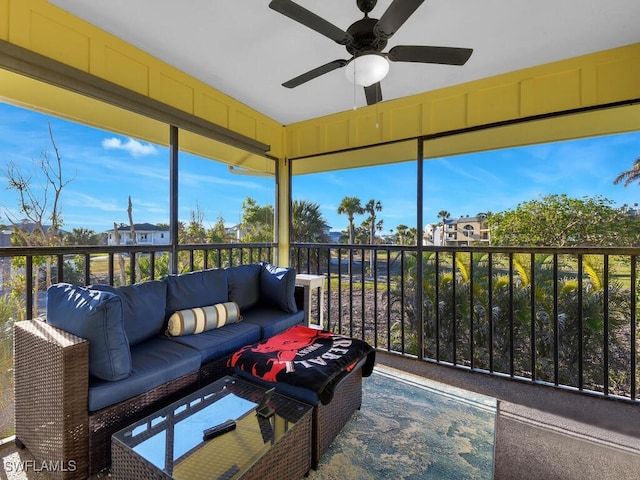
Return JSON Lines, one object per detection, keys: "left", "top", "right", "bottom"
{"left": 284, "top": 42, "right": 640, "bottom": 159}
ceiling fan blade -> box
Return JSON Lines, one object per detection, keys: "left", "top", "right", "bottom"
{"left": 364, "top": 82, "right": 383, "bottom": 106}
{"left": 375, "top": 0, "right": 425, "bottom": 40}
{"left": 269, "top": 0, "right": 351, "bottom": 45}
{"left": 388, "top": 45, "right": 473, "bottom": 65}
{"left": 282, "top": 59, "right": 348, "bottom": 88}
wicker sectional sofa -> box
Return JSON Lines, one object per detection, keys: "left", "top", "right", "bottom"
{"left": 13, "top": 262, "right": 303, "bottom": 479}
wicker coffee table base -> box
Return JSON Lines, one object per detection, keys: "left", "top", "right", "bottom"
{"left": 112, "top": 412, "right": 311, "bottom": 480}
{"left": 312, "top": 368, "right": 363, "bottom": 469}
{"left": 111, "top": 377, "right": 313, "bottom": 480}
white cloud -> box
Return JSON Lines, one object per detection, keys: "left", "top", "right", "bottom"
{"left": 101, "top": 137, "right": 157, "bottom": 157}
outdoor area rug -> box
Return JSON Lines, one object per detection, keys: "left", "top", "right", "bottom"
{"left": 309, "top": 365, "right": 496, "bottom": 480}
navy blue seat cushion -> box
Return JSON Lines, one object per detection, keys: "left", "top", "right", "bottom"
{"left": 169, "top": 321, "right": 262, "bottom": 364}
{"left": 227, "top": 264, "right": 261, "bottom": 311}
{"left": 163, "top": 268, "right": 228, "bottom": 318}
{"left": 47, "top": 283, "right": 131, "bottom": 382}
{"left": 88, "top": 336, "right": 201, "bottom": 412}
{"left": 91, "top": 280, "right": 167, "bottom": 347}
{"left": 259, "top": 262, "right": 298, "bottom": 314}
{"left": 242, "top": 307, "right": 304, "bottom": 338}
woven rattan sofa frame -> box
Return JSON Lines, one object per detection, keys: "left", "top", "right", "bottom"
{"left": 13, "top": 319, "right": 234, "bottom": 480}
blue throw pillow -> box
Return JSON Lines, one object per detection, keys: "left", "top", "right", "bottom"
{"left": 227, "top": 264, "right": 262, "bottom": 311}
{"left": 163, "top": 268, "right": 228, "bottom": 319}
{"left": 91, "top": 280, "right": 167, "bottom": 347}
{"left": 259, "top": 262, "right": 298, "bottom": 314}
{"left": 47, "top": 283, "right": 131, "bottom": 382}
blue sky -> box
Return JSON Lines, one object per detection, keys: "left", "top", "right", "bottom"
{"left": 1, "top": 101, "right": 640, "bottom": 236}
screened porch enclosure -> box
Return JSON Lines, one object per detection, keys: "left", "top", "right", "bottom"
{"left": 1, "top": 1, "right": 640, "bottom": 477}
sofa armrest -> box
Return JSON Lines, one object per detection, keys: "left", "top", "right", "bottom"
{"left": 14, "top": 318, "right": 90, "bottom": 479}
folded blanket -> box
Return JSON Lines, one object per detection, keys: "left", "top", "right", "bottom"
{"left": 229, "top": 325, "right": 375, "bottom": 404}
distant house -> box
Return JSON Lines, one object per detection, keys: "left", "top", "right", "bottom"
{"left": 106, "top": 223, "right": 170, "bottom": 246}
{"left": 8, "top": 219, "right": 67, "bottom": 239}
{"left": 0, "top": 228, "right": 11, "bottom": 248}
{"left": 430, "top": 215, "right": 490, "bottom": 247}
{"left": 328, "top": 231, "right": 343, "bottom": 243}
{"left": 225, "top": 224, "right": 243, "bottom": 241}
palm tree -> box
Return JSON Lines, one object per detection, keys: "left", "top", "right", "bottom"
{"left": 407, "top": 227, "right": 417, "bottom": 244}
{"left": 364, "top": 199, "right": 383, "bottom": 272}
{"left": 437, "top": 210, "right": 450, "bottom": 245}
{"left": 364, "top": 200, "right": 383, "bottom": 244}
{"left": 64, "top": 227, "right": 100, "bottom": 246}
{"left": 291, "top": 199, "right": 329, "bottom": 243}
{"left": 613, "top": 158, "right": 640, "bottom": 187}
{"left": 394, "top": 224, "right": 408, "bottom": 245}
{"left": 337, "top": 196, "right": 364, "bottom": 244}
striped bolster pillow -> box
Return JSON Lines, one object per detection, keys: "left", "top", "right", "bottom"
{"left": 166, "top": 302, "right": 242, "bottom": 336}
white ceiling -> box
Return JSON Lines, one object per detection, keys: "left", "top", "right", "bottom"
{"left": 49, "top": 0, "right": 640, "bottom": 125}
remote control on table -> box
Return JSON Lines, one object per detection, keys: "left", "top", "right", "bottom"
{"left": 203, "top": 419, "right": 236, "bottom": 441}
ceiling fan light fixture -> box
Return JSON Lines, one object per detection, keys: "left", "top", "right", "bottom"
{"left": 344, "top": 53, "right": 389, "bottom": 87}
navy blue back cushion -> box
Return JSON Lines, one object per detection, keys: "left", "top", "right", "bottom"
{"left": 227, "top": 264, "right": 262, "bottom": 311}
{"left": 47, "top": 283, "right": 131, "bottom": 381}
{"left": 164, "top": 268, "right": 228, "bottom": 318}
{"left": 259, "top": 263, "right": 298, "bottom": 314}
{"left": 91, "top": 280, "right": 167, "bottom": 347}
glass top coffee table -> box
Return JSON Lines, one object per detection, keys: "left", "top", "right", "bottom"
{"left": 112, "top": 376, "right": 312, "bottom": 480}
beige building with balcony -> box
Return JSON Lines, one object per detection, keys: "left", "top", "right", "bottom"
{"left": 427, "top": 215, "right": 490, "bottom": 246}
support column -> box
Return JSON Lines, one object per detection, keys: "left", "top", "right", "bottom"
{"left": 169, "top": 125, "right": 179, "bottom": 274}
{"left": 275, "top": 156, "right": 291, "bottom": 266}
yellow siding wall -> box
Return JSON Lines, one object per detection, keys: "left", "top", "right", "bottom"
{"left": 287, "top": 43, "right": 640, "bottom": 164}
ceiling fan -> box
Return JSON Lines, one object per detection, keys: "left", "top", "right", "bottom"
{"left": 269, "top": 0, "right": 473, "bottom": 106}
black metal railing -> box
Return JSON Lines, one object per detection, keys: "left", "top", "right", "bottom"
{"left": 0, "top": 240, "right": 638, "bottom": 429}
{"left": 292, "top": 243, "right": 639, "bottom": 404}
{"left": 0, "top": 243, "right": 274, "bottom": 319}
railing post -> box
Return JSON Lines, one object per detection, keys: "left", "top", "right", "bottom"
{"left": 631, "top": 255, "right": 637, "bottom": 401}
{"left": 488, "top": 252, "right": 494, "bottom": 373}
{"left": 530, "top": 252, "right": 537, "bottom": 382}
{"left": 578, "top": 255, "right": 584, "bottom": 391}
{"left": 84, "top": 252, "right": 91, "bottom": 285}
{"left": 25, "top": 255, "right": 33, "bottom": 319}
{"left": 57, "top": 254, "right": 64, "bottom": 283}
{"left": 386, "top": 249, "right": 391, "bottom": 351}
{"left": 508, "top": 252, "right": 515, "bottom": 377}
{"left": 470, "top": 251, "right": 475, "bottom": 370}
{"left": 416, "top": 142, "right": 424, "bottom": 360}
{"left": 435, "top": 250, "right": 440, "bottom": 362}
{"left": 553, "top": 253, "right": 559, "bottom": 386}
{"left": 603, "top": 254, "right": 610, "bottom": 396}
{"left": 452, "top": 250, "right": 457, "bottom": 365}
